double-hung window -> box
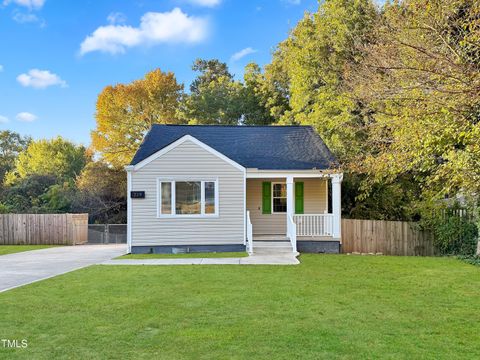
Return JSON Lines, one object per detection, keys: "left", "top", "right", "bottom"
{"left": 272, "top": 183, "right": 287, "bottom": 213}
{"left": 159, "top": 179, "right": 218, "bottom": 217}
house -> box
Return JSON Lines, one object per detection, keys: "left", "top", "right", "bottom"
{"left": 125, "top": 125, "right": 343, "bottom": 254}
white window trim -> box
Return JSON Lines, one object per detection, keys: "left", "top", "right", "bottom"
{"left": 271, "top": 182, "right": 287, "bottom": 214}
{"left": 157, "top": 178, "right": 219, "bottom": 218}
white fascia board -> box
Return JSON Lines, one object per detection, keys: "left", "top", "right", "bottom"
{"left": 132, "top": 135, "right": 245, "bottom": 172}
{"left": 246, "top": 169, "right": 342, "bottom": 178}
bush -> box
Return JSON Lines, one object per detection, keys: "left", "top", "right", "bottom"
{"left": 457, "top": 255, "right": 480, "bottom": 267}
{"left": 433, "top": 215, "right": 478, "bottom": 256}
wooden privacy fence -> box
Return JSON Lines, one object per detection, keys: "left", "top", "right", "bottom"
{"left": 0, "top": 213, "right": 88, "bottom": 246}
{"left": 341, "top": 219, "right": 435, "bottom": 256}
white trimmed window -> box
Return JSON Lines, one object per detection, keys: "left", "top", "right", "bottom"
{"left": 158, "top": 179, "right": 218, "bottom": 217}
{"left": 272, "top": 182, "right": 287, "bottom": 213}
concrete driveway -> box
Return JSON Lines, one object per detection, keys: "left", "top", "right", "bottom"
{"left": 0, "top": 244, "right": 127, "bottom": 293}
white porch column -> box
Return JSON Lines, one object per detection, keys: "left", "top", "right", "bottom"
{"left": 331, "top": 173, "right": 343, "bottom": 239}
{"left": 286, "top": 176, "right": 294, "bottom": 236}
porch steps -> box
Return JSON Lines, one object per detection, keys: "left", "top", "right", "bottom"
{"left": 252, "top": 240, "right": 294, "bottom": 255}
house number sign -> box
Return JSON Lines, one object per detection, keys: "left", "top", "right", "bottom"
{"left": 130, "top": 191, "right": 145, "bottom": 199}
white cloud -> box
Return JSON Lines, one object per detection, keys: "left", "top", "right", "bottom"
{"left": 16, "top": 112, "right": 37, "bottom": 122}
{"left": 107, "top": 12, "right": 127, "bottom": 25}
{"left": 0, "top": 65, "right": 3, "bottom": 72}
{"left": 230, "top": 47, "right": 257, "bottom": 62}
{"left": 0, "top": 115, "right": 9, "bottom": 124}
{"left": 186, "top": 0, "right": 221, "bottom": 7}
{"left": 12, "top": 11, "right": 39, "bottom": 23}
{"left": 284, "top": 0, "right": 300, "bottom": 4}
{"left": 80, "top": 8, "right": 208, "bottom": 55}
{"left": 3, "top": 0, "right": 45, "bottom": 9}
{"left": 17, "top": 69, "right": 67, "bottom": 89}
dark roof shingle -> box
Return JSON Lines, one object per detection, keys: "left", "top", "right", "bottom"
{"left": 130, "top": 125, "right": 336, "bottom": 170}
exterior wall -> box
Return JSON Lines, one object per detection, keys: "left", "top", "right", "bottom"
{"left": 131, "top": 139, "right": 245, "bottom": 246}
{"left": 247, "top": 178, "right": 328, "bottom": 235}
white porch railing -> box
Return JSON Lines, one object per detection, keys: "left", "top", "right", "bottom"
{"left": 287, "top": 215, "right": 297, "bottom": 253}
{"left": 293, "top": 214, "right": 333, "bottom": 237}
{"left": 246, "top": 210, "right": 253, "bottom": 254}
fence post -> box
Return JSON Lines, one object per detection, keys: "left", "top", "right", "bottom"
{"left": 104, "top": 224, "right": 108, "bottom": 244}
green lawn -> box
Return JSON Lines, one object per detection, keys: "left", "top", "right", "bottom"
{"left": 118, "top": 251, "right": 248, "bottom": 259}
{"left": 0, "top": 245, "right": 56, "bottom": 256}
{"left": 0, "top": 255, "right": 479, "bottom": 359}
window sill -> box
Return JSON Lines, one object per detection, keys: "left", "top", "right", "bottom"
{"left": 157, "top": 214, "right": 219, "bottom": 219}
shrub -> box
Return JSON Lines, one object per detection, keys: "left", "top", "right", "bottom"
{"left": 432, "top": 214, "right": 478, "bottom": 256}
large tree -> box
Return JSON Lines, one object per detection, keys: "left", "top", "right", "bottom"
{"left": 92, "top": 69, "right": 184, "bottom": 168}
{"left": 179, "top": 59, "right": 276, "bottom": 125}
{"left": 349, "top": 0, "right": 480, "bottom": 208}
{"left": 5, "top": 136, "right": 88, "bottom": 185}
{"left": 264, "top": 0, "right": 378, "bottom": 161}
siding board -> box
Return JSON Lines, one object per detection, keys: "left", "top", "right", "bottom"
{"left": 131, "top": 140, "right": 245, "bottom": 246}
{"left": 247, "top": 178, "right": 328, "bottom": 235}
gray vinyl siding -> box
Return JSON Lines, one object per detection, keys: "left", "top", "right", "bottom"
{"left": 131, "top": 140, "right": 245, "bottom": 246}
{"left": 246, "top": 178, "right": 327, "bottom": 235}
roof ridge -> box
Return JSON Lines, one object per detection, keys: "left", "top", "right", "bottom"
{"left": 152, "top": 124, "right": 313, "bottom": 128}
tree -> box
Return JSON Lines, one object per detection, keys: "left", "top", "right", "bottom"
{"left": 190, "top": 59, "right": 233, "bottom": 93}
{"left": 348, "top": 0, "right": 480, "bottom": 210}
{"left": 5, "top": 137, "right": 88, "bottom": 185}
{"left": 180, "top": 59, "right": 276, "bottom": 125}
{"left": 0, "top": 174, "right": 58, "bottom": 212}
{"left": 179, "top": 59, "right": 244, "bottom": 125}
{"left": 74, "top": 162, "right": 127, "bottom": 223}
{"left": 0, "top": 131, "right": 30, "bottom": 184}
{"left": 92, "top": 69, "right": 184, "bottom": 168}
{"left": 241, "top": 63, "right": 277, "bottom": 125}
{"left": 264, "top": 0, "right": 378, "bottom": 161}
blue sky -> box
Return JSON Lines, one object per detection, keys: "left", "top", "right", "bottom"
{"left": 0, "top": 0, "right": 319, "bottom": 145}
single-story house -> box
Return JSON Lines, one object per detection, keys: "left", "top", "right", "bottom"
{"left": 125, "top": 125, "right": 343, "bottom": 254}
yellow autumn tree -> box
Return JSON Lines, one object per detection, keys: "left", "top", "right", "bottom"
{"left": 91, "top": 69, "right": 184, "bottom": 168}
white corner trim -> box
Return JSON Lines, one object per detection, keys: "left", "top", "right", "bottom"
{"left": 132, "top": 135, "right": 245, "bottom": 172}
{"left": 126, "top": 170, "right": 132, "bottom": 253}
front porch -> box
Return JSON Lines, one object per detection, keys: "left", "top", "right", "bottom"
{"left": 245, "top": 171, "right": 343, "bottom": 254}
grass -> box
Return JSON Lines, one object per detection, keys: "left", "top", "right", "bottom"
{"left": 0, "top": 245, "right": 56, "bottom": 256}
{"left": 0, "top": 255, "right": 479, "bottom": 359}
{"left": 117, "top": 252, "right": 248, "bottom": 259}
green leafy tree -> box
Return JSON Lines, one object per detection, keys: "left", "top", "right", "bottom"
{"left": 190, "top": 59, "right": 233, "bottom": 93}
{"left": 1, "top": 174, "right": 58, "bottom": 212}
{"left": 5, "top": 137, "right": 88, "bottom": 185}
{"left": 349, "top": 0, "right": 480, "bottom": 209}
{"left": 179, "top": 59, "right": 244, "bottom": 125}
{"left": 265, "top": 0, "right": 377, "bottom": 160}
{"left": 179, "top": 59, "right": 276, "bottom": 125}
{"left": 0, "top": 130, "right": 30, "bottom": 184}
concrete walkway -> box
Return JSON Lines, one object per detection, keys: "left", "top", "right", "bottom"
{"left": 102, "top": 252, "right": 300, "bottom": 266}
{"left": 0, "top": 244, "right": 127, "bottom": 293}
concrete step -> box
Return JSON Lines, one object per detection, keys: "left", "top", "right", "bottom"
{"left": 254, "top": 248, "right": 294, "bottom": 255}
{"left": 253, "top": 241, "right": 291, "bottom": 247}
{"left": 252, "top": 242, "right": 294, "bottom": 255}
{"left": 253, "top": 236, "right": 289, "bottom": 241}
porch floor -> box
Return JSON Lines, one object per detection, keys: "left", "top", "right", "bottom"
{"left": 253, "top": 234, "right": 336, "bottom": 242}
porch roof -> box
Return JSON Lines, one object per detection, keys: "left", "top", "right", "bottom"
{"left": 130, "top": 125, "right": 336, "bottom": 170}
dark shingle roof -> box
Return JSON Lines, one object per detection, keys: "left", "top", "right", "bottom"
{"left": 130, "top": 125, "right": 336, "bottom": 170}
